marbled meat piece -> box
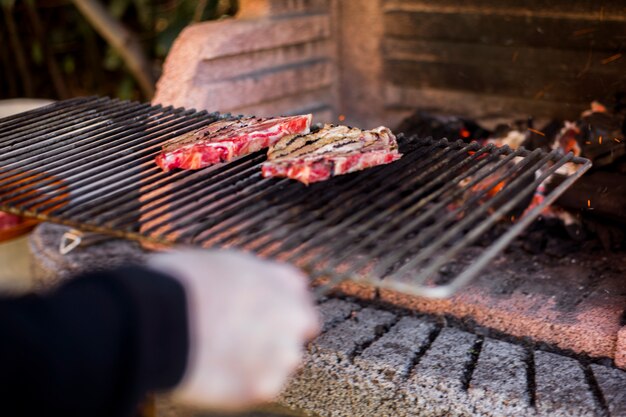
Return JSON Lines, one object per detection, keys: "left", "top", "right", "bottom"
{"left": 155, "top": 114, "right": 312, "bottom": 171}
{"left": 0, "top": 212, "right": 21, "bottom": 230}
{"left": 262, "top": 125, "right": 402, "bottom": 185}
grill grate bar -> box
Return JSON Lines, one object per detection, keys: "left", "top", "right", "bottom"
{"left": 317, "top": 149, "right": 546, "bottom": 283}
{"left": 372, "top": 150, "right": 556, "bottom": 279}
{"left": 341, "top": 149, "right": 524, "bottom": 278}
{"left": 391, "top": 153, "right": 574, "bottom": 285}
{"left": 205, "top": 146, "right": 432, "bottom": 248}
{"left": 153, "top": 175, "right": 281, "bottom": 239}
{"left": 0, "top": 100, "right": 147, "bottom": 185}
{"left": 0, "top": 97, "right": 105, "bottom": 138}
{"left": 124, "top": 154, "right": 267, "bottom": 233}
{"left": 0, "top": 97, "right": 122, "bottom": 150}
{"left": 194, "top": 141, "right": 442, "bottom": 249}
{"left": 0, "top": 98, "right": 591, "bottom": 298}
{"left": 33, "top": 111, "right": 212, "bottom": 212}
{"left": 4, "top": 108, "right": 212, "bottom": 210}
{"left": 254, "top": 142, "right": 467, "bottom": 258}
{"left": 96, "top": 154, "right": 264, "bottom": 228}
{"left": 293, "top": 145, "right": 520, "bottom": 276}
{"left": 0, "top": 101, "right": 155, "bottom": 165}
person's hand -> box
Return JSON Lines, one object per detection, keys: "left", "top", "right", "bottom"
{"left": 148, "top": 249, "right": 319, "bottom": 410}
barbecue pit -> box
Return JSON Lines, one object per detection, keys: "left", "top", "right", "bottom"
{"left": 150, "top": 0, "right": 626, "bottom": 369}
{"left": 1, "top": 0, "right": 626, "bottom": 416}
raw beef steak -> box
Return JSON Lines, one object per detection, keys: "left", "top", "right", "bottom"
{"left": 0, "top": 212, "right": 21, "bottom": 230}
{"left": 156, "top": 114, "right": 312, "bottom": 172}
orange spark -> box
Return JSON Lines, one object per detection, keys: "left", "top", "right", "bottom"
{"left": 599, "top": 135, "right": 603, "bottom": 144}
{"left": 614, "top": 137, "right": 622, "bottom": 143}
{"left": 573, "top": 27, "right": 596, "bottom": 37}
{"left": 601, "top": 53, "right": 622, "bottom": 65}
{"left": 460, "top": 128, "right": 471, "bottom": 138}
{"left": 528, "top": 128, "right": 545, "bottom": 136}
{"left": 587, "top": 199, "right": 591, "bottom": 208}
{"left": 338, "top": 114, "right": 346, "bottom": 122}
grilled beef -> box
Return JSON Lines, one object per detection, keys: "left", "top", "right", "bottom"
{"left": 155, "top": 114, "right": 312, "bottom": 172}
{"left": 262, "top": 124, "right": 402, "bottom": 184}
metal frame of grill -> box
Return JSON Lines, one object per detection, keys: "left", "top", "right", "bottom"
{"left": 0, "top": 97, "right": 591, "bottom": 298}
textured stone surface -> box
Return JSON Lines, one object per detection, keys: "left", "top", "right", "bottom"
{"left": 535, "top": 351, "right": 600, "bottom": 417}
{"left": 469, "top": 338, "right": 530, "bottom": 416}
{"left": 374, "top": 244, "right": 626, "bottom": 368}
{"left": 411, "top": 327, "right": 477, "bottom": 392}
{"left": 335, "top": 0, "right": 386, "bottom": 129}
{"left": 238, "top": 0, "right": 329, "bottom": 19}
{"left": 196, "top": 60, "right": 333, "bottom": 112}
{"left": 316, "top": 298, "right": 361, "bottom": 332}
{"left": 355, "top": 316, "right": 437, "bottom": 383}
{"left": 29, "top": 223, "right": 146, "bottom": 288}
{"left": 616, "top": 326, "right": 626, "bottom": 369}
{"left": 281, "top": 301, "right": 625, "bottom": 417}
{"left": 153, "top": 13, "right": 335, "bottom": 116}
{"left": 591, "top": 364, "right": 626, "bottom": 417}
{"left": 310, "top": 307, "right": 396, "bottom": 362}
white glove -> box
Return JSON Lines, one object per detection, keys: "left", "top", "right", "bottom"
{"left": 148, "top": 249, "right": 319, "bottom": 411}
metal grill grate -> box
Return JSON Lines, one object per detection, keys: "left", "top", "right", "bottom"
{"left": 0, "top": 97, "right": 591, "bottom": 297}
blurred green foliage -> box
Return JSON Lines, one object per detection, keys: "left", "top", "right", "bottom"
{"left": 0, "top": 0, "right": 237, "bottom": 101}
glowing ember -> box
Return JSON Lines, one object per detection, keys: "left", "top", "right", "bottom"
{"left": 601, "top": 53, "right": 622, "bottom": 65}
{"left": 555, "top": 122, "right": 582, "bottom": 157}
{"left": 528, "top": 128, "right": 545, "bottom": 136}
{"left": 338, "top": 114, "right": 346, "bottom": 122}
{"left": 460, "top": 128, "right": 471, "bottom": 138}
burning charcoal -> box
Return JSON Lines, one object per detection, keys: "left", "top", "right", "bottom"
{"left": 521, "top": 230, "right": 547, "bottom": 254}
{"left": 576, "top": 101, "right": 626, "bottom": 168}
{"left": 562, "top": 222, "right": 586, "bottom": 242}
{"left": 395, "top": 111, "right": 490, "bottom": 142}
{"left": 585, "top": 218, "right": 625, "bottom": 250}
{"left": 522, "top": 119, "right": 563, "bottom": 152}
{"left": 518, "top": 99, "right": 626, "bottom": 186}
{"left": 545, "top": 237, "right": 582, "bottom": 258}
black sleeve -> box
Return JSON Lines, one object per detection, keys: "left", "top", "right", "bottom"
{"left": 0, "top": 266, "right": 189, "bottom": 417}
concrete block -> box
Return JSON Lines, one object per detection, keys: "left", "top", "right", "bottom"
{"left": 535, "top": 350, "right": 600, "bottom": 417}
{"left": 316, "top": 298, "right": 361, "bottom": 332}
{"left": 154, "top": 14, "right": 332, "bottom": 111}
{"left": 469, "top": 338, "right": 530, "bottom": 415}
{"left": 591, "top": 364, "right": 626, "bottom": 417}
{"left": 411, "top": 327, "right": 478, "bottom": 392}
{"left": 190, "top": 60, "right": 334, "bottom": 112}
{"left": 355, "top": 316, "right": 438, "bottom": 383}
{"left": 616, "top": 326, "right": 626, "bottom": 369}
{"left": 194, "top": 39, "right": 333, "bottom": 84}
{"left": 238, "top": 0, "right": 330, "bottom": 19}
{"left": 311, "top": 307, "right": 397, "bottom": 363}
